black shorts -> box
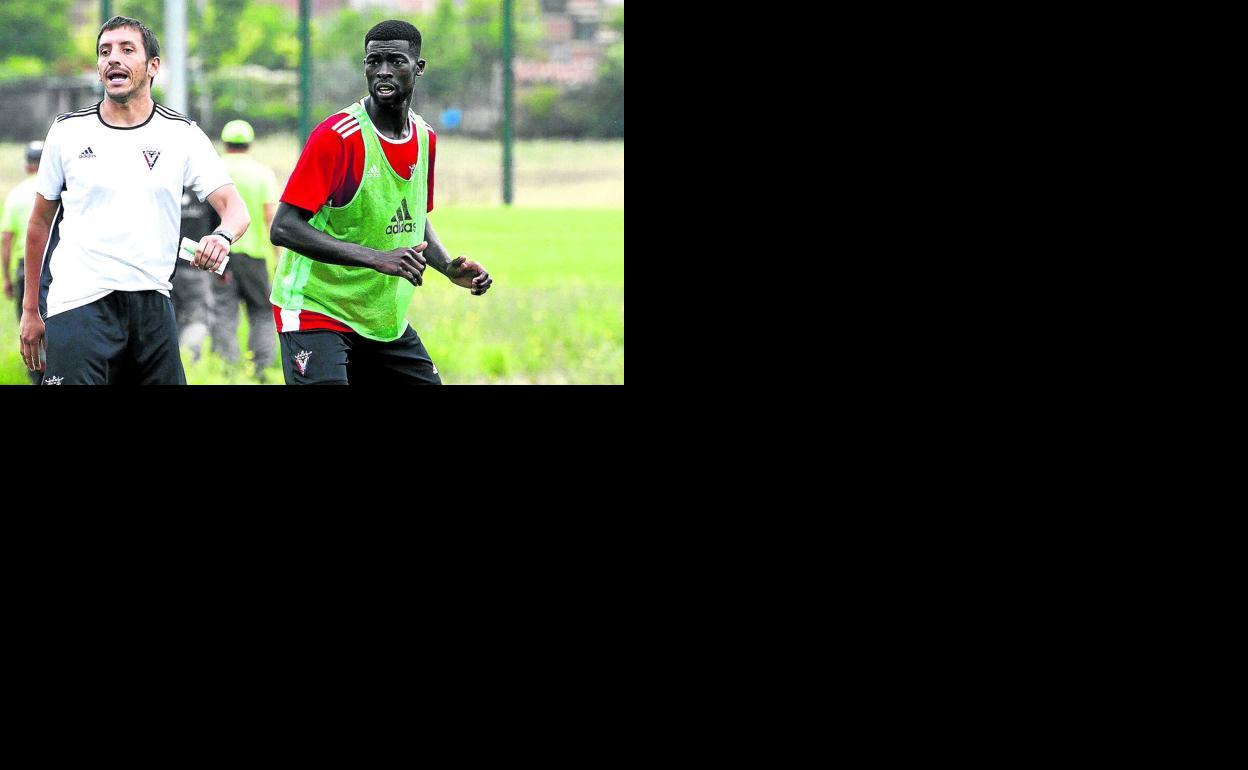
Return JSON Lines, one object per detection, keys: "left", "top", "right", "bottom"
{"left": 278, "top": 325, "right": 442, "bottom": 385}
{"left": 42, "top": 290, "right": 186, "bottom": 385}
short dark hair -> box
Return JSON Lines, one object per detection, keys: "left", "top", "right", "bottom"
{"left": 365, "top": 20, "right": 422, "bottom": 57}
{"left": 97, "top": 15, "right": 160, "bottom": 61}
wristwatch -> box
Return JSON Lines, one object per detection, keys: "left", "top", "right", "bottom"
{"left": 211, "top": 230, "right": 234, "bottom": 245}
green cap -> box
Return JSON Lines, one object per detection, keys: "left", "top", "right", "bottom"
{"left": 221, "top": 119, "right": 255, "bottom": 144}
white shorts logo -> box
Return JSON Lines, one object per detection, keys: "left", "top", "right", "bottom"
{"left": 44, "top": 375, "right": 64, "bottom": 385}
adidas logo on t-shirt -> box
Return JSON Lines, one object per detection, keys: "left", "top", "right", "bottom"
{"left": 386, "top": 198, "right": 418, "bottom": 234}
{"left": 365, "top": 165, "right": 381, "bottom": 179}
{"left": 78, "top": 147, "right": 96, "bottom": 159}
{"left": 390, "top": 199, "right": 412, "bottom": 223}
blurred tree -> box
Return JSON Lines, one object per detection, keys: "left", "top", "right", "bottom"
{"left": 199, "top": 0, "right": 247, "bottom": 71}
{"left": 70, "top": 19, "right": 103, "bottom": 73}
{"left": 111, "top": 0, "right": 164, "bottom": 35}
{"left": 0, "top": 0, "right": 71, "bottom": 77}
{"left": 460, "top": 0, "right": 541, "bottom": 95}
{"left": 588, "top": 41, "right": 623, "bottom": 137}
{"left": 314, "top": 5, "right": 395, "bottom": 62}
{"left": 0, "top": 56, "right": 46, "bottom": 83}
{"left": 7, "top": 0, "right": 601, "bottom": 138}
{"left": 420, "top": 0, "right": 471, "bottom": 103}
{"left": 218, "top": 1, "right": 298, "bottom": 70}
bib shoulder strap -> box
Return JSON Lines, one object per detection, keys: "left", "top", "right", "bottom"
{"left": 347, "top": 101, "right": 369, "bottom": 123}
{"left": 411, "top": 112, "right": 428, "bottom": 145}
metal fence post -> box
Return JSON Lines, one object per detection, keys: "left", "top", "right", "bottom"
{"left": 502, "top": 0, "right": 514, "bottom": 206}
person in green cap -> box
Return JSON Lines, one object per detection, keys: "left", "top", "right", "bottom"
{"left": 1, "top": 141, "right": 44, "bottom": 383}
{"left": 269, "top": 19, "right": 492, "bottom": 385}
{"left": 210, "top": 118, "right": 281, "bottom": 381}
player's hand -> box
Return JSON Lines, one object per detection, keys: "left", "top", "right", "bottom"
{"left": 194, "top": 233, "right": 231, "bottom": 272}
{"left": 374, "top": 241, "right": 428, "bottom": 286}
{"left": 19, "top": 310, "right": 45, "bottom": 372}
{"left": 448, "top": 256, "right": 492, "bottom": 296}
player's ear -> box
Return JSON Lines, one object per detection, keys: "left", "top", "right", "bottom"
{"left": 415, "top": 58, "right": 426, "bottom": 76}
{"left": 148, "top": 56, "right": 161, "bottom": 78}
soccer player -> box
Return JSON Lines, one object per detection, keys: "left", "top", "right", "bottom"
{"left": 209, "top": 119, "right": 281, "bottom": 382}
{"left": 18, "top": 16, "right": 250, "bottom": 384}
{"left": 1, "top": 142, "right": 44, "bottom": 384}
{"left": 269, "top": 19, "right": 492, "bottom": 385}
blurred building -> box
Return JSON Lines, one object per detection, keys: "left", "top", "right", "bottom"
{"left": 516, "top": 0, "right": 622, "bottom": 88}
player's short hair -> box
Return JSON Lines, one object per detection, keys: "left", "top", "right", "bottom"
{"left": 97, "top": 15, "right": 160, "bottom": 61}
{"left": 25, "top": 141, "right": 43, "bottom": 166}
{"left": 365, "top": 20, "right": 422, "bottom": 57}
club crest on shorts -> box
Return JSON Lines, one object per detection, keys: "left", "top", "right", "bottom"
{"left": 141, "top": 147, "right": 161, "bottom": 170}
{"left": 294, "top": 350, "right": 312, "bottom": 375}
{"left": 44, "top": 375, "right": 64, "bottom": 385}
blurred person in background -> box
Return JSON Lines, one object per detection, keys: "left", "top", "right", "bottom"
{"left": 1, "top": 141, "right": 44, "bottom": 384}
{"left": 269, "top": 19, "right": 491, "bottom": 385}
{"left": 172, "top": 185, "right": 219, "bottom": 362}
{"left": 208, "top": 119, "right": 281, "bottom": 382}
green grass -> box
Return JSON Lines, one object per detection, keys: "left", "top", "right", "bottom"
{"left": 411, "top": 207, "right": 624, "bottom": 384}
{"left": 0, "top": 205, "right": 624, "bottom": 385}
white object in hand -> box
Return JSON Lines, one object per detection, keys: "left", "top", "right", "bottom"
{"left": 179, "top": 236, "right": 229, "bottom": 275}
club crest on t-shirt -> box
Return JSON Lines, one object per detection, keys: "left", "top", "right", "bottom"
{"left": 142, "top": 147, "right": 161, "bottom": 170}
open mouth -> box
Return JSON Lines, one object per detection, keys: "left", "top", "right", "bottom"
{"left": 107, "top": 70, "right": 128, "bottom": 84}
{"left": 376, "top": 83, "right": 396, "bottom": 96}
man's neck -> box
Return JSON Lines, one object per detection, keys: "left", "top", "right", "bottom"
{"left": 100, "top": 92, "right": 154, "bottom": 127}
{"left": 364, "top": 96, "right": 412, "bottom": 140}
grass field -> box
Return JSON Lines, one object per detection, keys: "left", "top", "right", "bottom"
{"left": 0, "top": 136, "right": 623, "bottom": 385}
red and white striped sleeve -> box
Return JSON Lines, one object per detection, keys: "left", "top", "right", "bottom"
{"left": 279, "top": 112, "right": 356, "bottom": 214}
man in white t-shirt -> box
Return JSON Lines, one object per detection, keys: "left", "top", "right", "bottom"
{"left": 18, "top": 15, "right": 250, "bottom": 384}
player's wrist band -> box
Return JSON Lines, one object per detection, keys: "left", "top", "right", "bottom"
{"left": 211, "top": 230, "right": 234, "bottom": 244}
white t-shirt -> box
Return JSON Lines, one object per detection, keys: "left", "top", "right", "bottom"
{"left": 36, "top": 101, "right": 233, "bottom": 318}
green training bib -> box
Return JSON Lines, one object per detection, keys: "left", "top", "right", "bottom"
{"left": 271, "top": 102, "right": 429, "bottom": 341}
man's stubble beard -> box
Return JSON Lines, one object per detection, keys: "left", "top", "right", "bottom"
{"left": 104, "top": 70, "right": 151, "bottom": 105}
